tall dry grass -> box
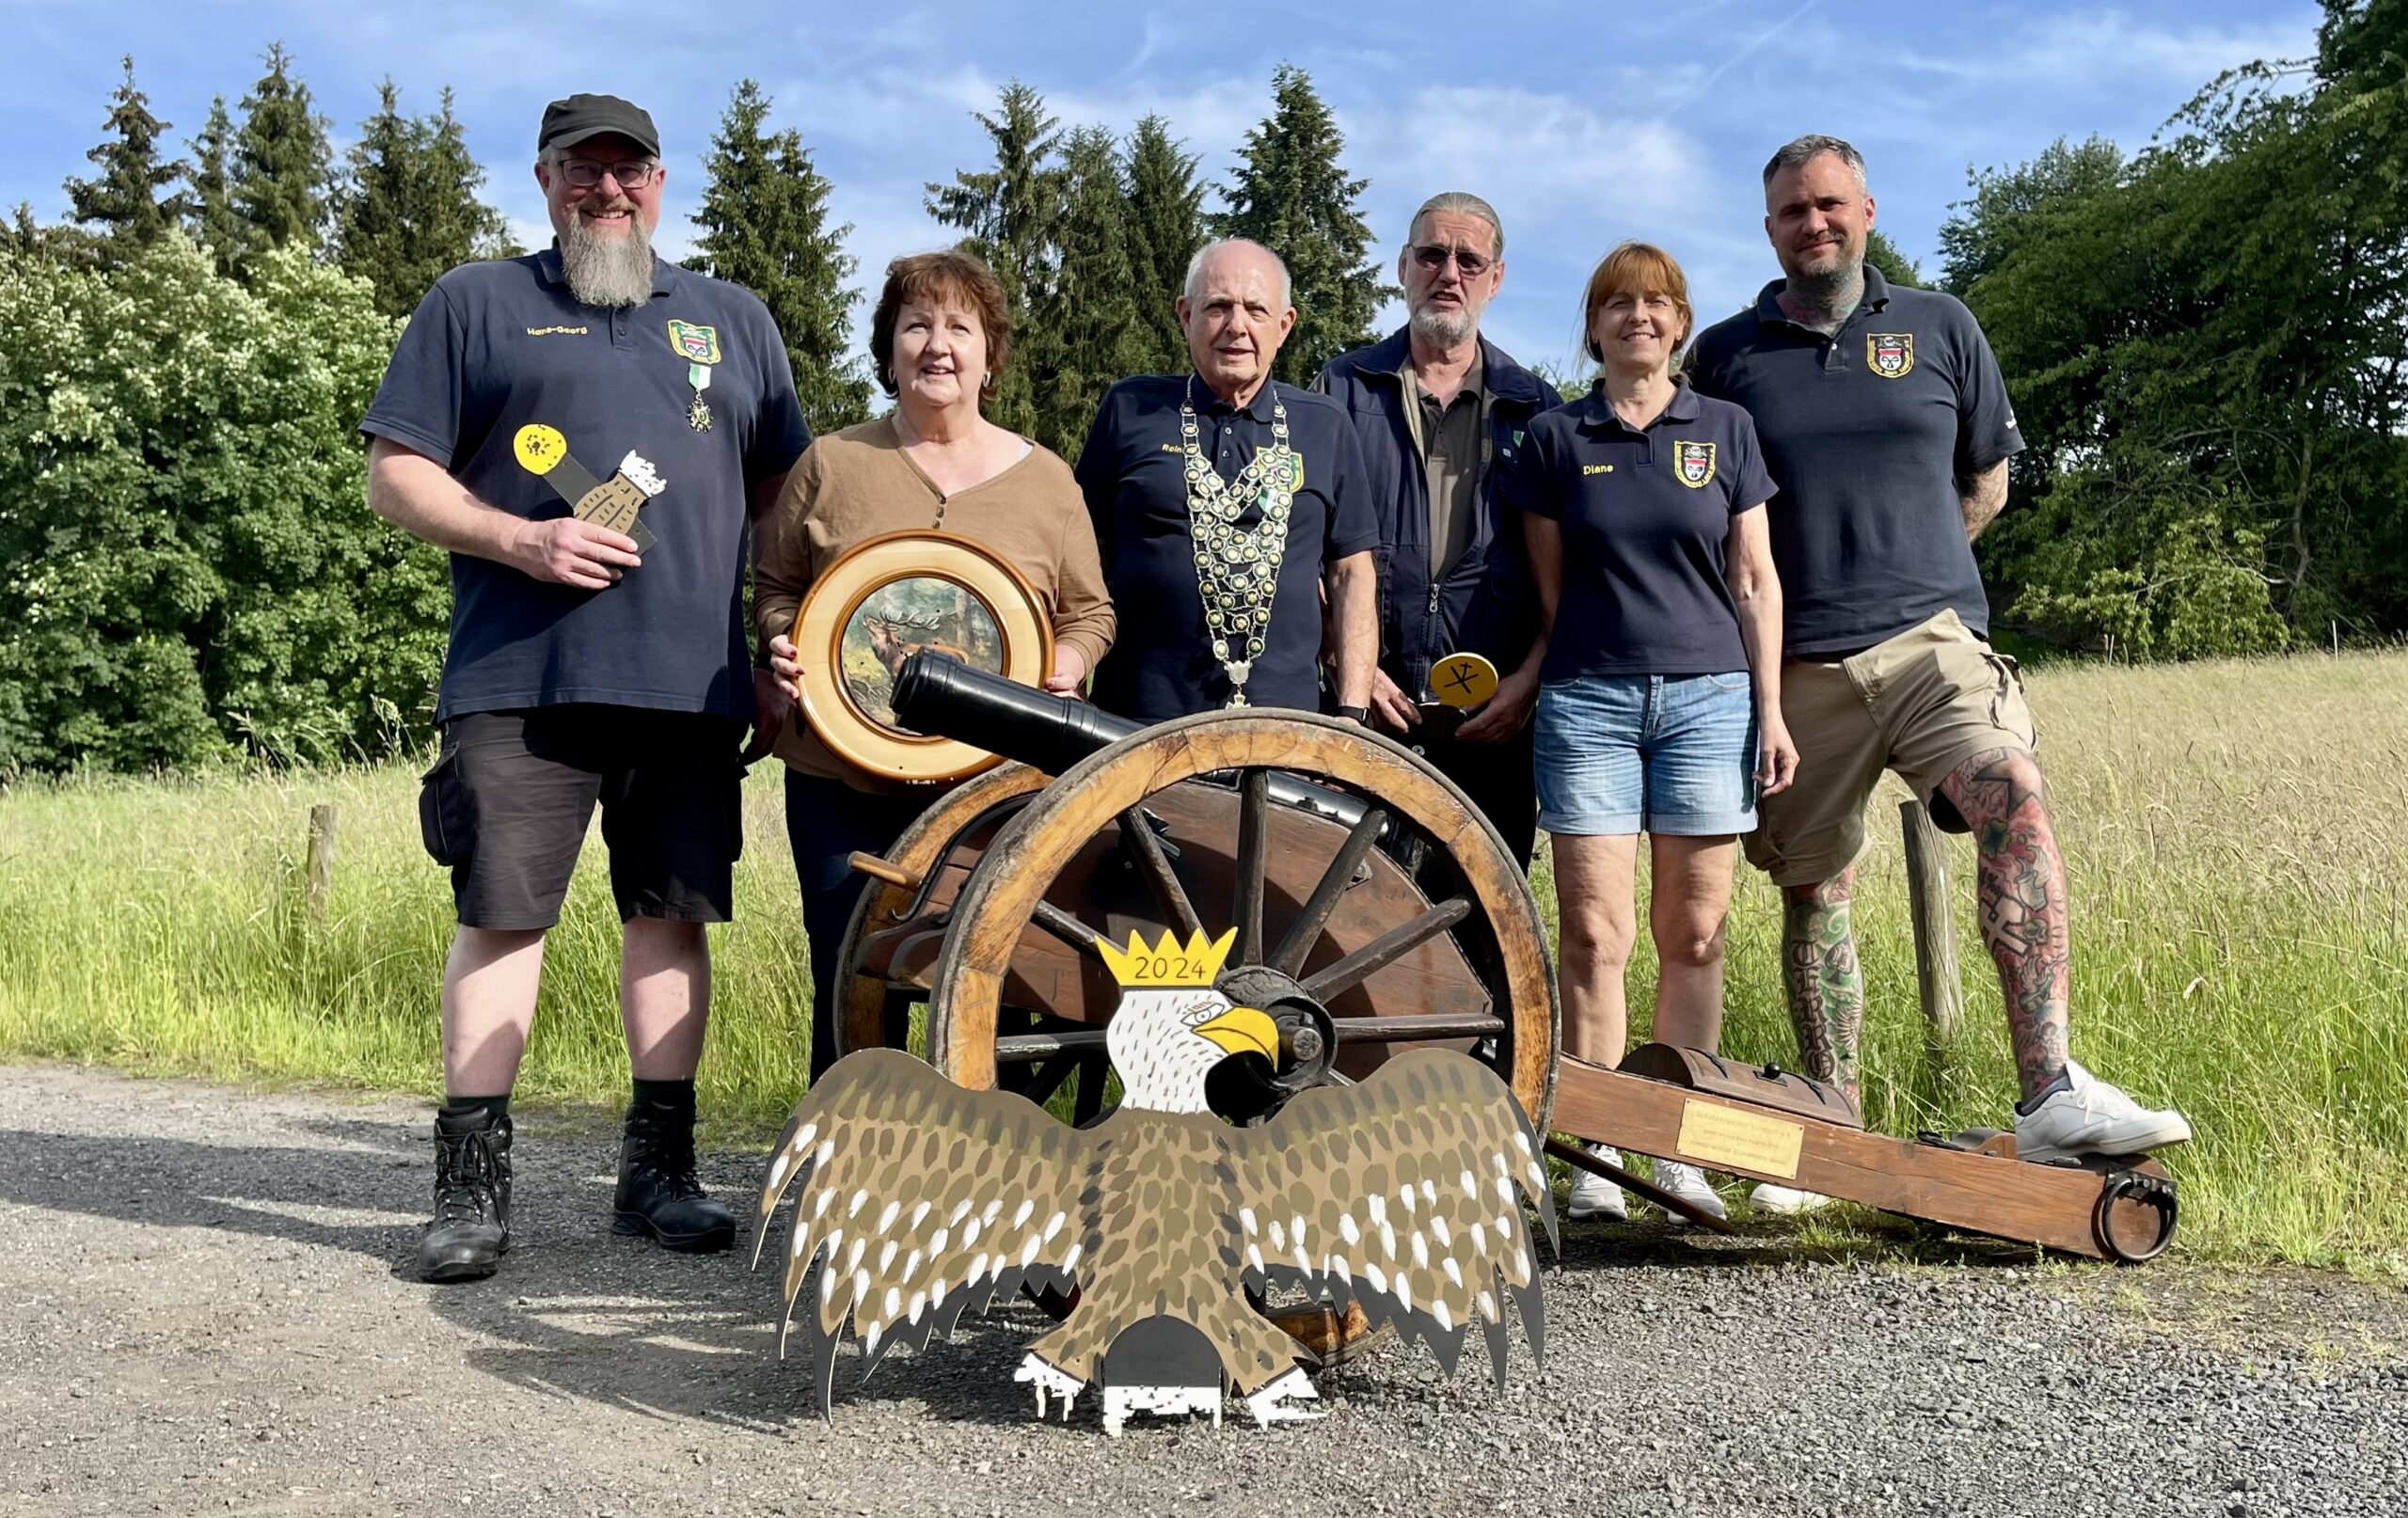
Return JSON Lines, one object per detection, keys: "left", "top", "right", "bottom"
{"left": 3, "top": 652, "right": 2401, "bottom": 1267}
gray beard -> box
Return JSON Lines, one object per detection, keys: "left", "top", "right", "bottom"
{"left": 560, "top": 213, "right": 656, "bottom": 308}
{"left": 1408, "top": 302, "right": 1475, "bottom": 349}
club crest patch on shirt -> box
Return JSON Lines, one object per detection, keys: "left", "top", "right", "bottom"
{"left": 666, "top": 320, "right": 721, "bottom": 365}
{"left": 1867, "top": 332, "right": 1914, "bottom": 379}
{"left": 1673, "top": 440, "right": 1717, "bottom": 489}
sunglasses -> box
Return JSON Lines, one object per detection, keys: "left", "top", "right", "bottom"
{"left": 1409, "top": 243, "right": 1495, "bottom": 278}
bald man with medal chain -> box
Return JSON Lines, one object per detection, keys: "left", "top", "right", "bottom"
{"left": 1079, "top": 239, "right": 1380, "bottom": 725}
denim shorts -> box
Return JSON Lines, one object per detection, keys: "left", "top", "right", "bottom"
{"left": 1534, "top": 672, "right": 1758, "bottom": 836}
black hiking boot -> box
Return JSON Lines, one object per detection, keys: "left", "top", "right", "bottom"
{"left": 418, "top": 1108, "right": 512, "bottom": 1283}
{"left": 610, "top": 1101, "right": 736, "bottom": 1254}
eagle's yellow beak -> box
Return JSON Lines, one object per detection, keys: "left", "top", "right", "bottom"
{"left": 1194, "top": 1004, "right": 1280, "bottom": 1063}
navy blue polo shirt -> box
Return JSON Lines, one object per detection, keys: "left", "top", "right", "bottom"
{"left": 1075, "top": 374, "right": 1379, "bottom": 721}
{"left": 360, "top": 245, "right": 811, "bottom": 722}
{"left": 1687, "top": 265, "right": 2023, "bottom": 655}
{"left": 1500, "top": 383, "right": 1775, "bottom": 680}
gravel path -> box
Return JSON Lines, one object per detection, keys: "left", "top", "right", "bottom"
{"left": 2, "top": 1064, "right": 2400, "bottom": 1518}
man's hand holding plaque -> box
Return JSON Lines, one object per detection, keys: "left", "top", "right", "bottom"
{"left": 510, "top": 424, "right": 665, "bottom": 587}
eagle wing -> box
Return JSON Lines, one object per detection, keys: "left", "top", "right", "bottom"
{"left": 753, "top": 1049, "right": 1100, "bottom": 1410}
{"left": 1228, "top": 1049, "right": 1558, "bottom": 1386}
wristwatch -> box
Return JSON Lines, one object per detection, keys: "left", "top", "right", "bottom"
{"left": 1334, "top": 704, "right": 1371, "bottom": 725}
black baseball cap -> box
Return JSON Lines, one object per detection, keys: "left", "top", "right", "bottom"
{"left": 537, "top": 93, "right": 659, "bottom": 157}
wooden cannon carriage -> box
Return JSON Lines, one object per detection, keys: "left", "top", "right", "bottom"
{"left": 827, "top": 654, "right": 2178, "bottom": 1336}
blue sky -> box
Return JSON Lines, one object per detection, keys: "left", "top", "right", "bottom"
{"left": 3, "top": 1, "right": 2322, "bottom": 372}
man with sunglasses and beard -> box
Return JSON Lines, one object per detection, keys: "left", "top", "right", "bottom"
{"left": 1317, "top": 194, "right": 1562, "bottom": 865}
{"left": 361, "top": 93, "right": 811, "bottom": 1283}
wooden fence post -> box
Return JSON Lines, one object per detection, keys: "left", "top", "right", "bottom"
{"left": 305, "top": 803, "right": 339, "bottom": 926}
{"left": 1899, "top": 799, "right": 1964, "bottom": 1045}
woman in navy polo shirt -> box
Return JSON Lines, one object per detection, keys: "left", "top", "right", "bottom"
{"left": 1502, "top": 242, "right": 1798, "bottom": 1223}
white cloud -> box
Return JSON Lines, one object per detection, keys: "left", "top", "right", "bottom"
{"left": 1897, "top": 9, "right": 2319, "bottom": 90}
{"left": 1363, "top": 86, "right": 1703, "bottom": 228}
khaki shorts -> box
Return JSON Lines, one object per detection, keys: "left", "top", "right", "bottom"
{"left": 1744, "top": 609, "right": 2036, "bottom": 887}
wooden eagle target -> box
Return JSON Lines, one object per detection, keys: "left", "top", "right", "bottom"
{"left": 755, "top": 926, "right": 1556, "bottom": 1435}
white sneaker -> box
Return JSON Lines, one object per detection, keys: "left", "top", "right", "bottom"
{"left": 1566, "top": 1144, "right": 1628, "bottom": 1220}
{"left": 2014, "top": 1058, "right": 2193, "bottom": 1162}
{"left": 1748, "top": 1182, "right": 1831, "bottom": 1216}
{"left": 1650, "top": 1160, "right": 1728, "bottom": 1222}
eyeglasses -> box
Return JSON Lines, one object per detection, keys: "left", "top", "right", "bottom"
{"left": 1410, "top": 243, "right": 1495, "bottom": 278}
{"left": 558, "top": 158, "right": 660, "bottom": 190}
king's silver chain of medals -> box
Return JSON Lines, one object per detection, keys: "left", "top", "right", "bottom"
{"left": 1180, "top": 376, "right": 1299, "bottom": 708}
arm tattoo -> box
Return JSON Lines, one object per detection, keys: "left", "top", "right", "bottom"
{"left": 1958, "top": 460, "right": 2009, "bottom": 542}
{"left": 1936, "top": 746, "right": 2072, "bottom": 1101}
{"left": 1781, "top": 871, "right": 1864, "bottom": 1104}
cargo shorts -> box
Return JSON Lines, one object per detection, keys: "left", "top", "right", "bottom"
{"left": 1744, "top": 609, "right": 2036, "bottom": 888}
{"left": 418, "top": 705, "right": 746, "bottom": 930}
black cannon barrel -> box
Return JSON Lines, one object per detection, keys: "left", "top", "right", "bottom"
{"left": 891, "top": 652, "right": 1142, "bottom": 776}
{"left": 889, "top": 652, "right": 1373, "bottom": 830}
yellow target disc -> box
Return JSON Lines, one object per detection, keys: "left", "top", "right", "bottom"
{"left": 513, "top": 423, "right": 568, "bottom": 476}
{"left": 1430, "top": 652, "right": 1499, "bottom": 709}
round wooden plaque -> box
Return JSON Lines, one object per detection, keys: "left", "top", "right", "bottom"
{"left": 790, "top": 530, "right": 1054, "bottom": 784}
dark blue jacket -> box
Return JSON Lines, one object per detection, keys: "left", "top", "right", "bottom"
{"left": 1316, "top": 329, "right": 1563, "bottom": 699}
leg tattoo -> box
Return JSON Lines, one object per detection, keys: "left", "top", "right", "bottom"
{"left": 1938, "top": 747, "right": 2072, "bottom": 1101}
{"left": 1781, "top": 872, "right": 1864, "bottom": 1104}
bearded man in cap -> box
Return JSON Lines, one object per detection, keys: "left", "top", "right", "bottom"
{"left": 360, "top": 93, "right": 812, "bottom": 1282}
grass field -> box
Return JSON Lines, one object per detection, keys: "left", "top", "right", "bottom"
{"left": 4, "top": 652, "right": 2403, "bottom": 1271}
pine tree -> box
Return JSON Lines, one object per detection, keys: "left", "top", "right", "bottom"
{"left": 231, "top": 42, "right": 333, "bottom": 254}
{"left": 333, "top": 81, "right": 513, "bottom": 318}
{"left": 1121, "top": 114, "right": 1206, "bottom": 374}
{"left": 62, "top": 56, "right": 185, "bottom": 258}
{"left": 687, "top": 80, "right": 871, "bottom": 435}
{"left": 426, "top": 90, "right": 518, "bottom": 262}
{"left": 2, "top": 202, "right": 75, "bottom": 263}
{"left": 925, "top": 82, "right": 1065, "bottom": 435}
{"left": 185, "top": 96, "right": 244, "bottom": 275}
{"left": 1214, "top": 65, "right": 1385, "bottom": 387}
{"left": 1035, "top": 127, "right": 1144, "bottom": 459}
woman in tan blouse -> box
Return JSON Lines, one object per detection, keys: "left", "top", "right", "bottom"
{"left": 755, "top": 249, "right": 1115, "bottom": 1080}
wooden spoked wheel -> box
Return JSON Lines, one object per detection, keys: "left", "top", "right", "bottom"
{"left": 920, "top": 711, "right": 1558, "bottom": 1362}
{"left": 924, "top": 709, "right": 1560, "bottom": 1128}
{"left": 915, "top": 711, "right": 1559, "bottom": 1363}
{"left": 829, "top": 761, "right": 1048, "bottom": 1064}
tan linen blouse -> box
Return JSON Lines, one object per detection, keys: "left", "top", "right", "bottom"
{"left": 753, "top": 415, "right": 1117, "bottom": 785}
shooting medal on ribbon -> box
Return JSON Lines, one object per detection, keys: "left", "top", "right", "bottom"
{"left": 509, "top": 422, "right": 664, "bottom": 556}
{"left": 668, "top": 320, "right": 721, "bottom": 431}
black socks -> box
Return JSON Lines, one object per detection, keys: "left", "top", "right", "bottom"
{"left": 438, "top": 1093, "right": 511, "bottom": 1130}
{"left": 629, "top": 1077, "right": 697, "bottom": 1118}
{"left": 2014, "top": 1069, "right": 2073, "bottom": 1117}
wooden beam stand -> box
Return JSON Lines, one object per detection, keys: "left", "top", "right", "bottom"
{"left": 1899, "top": 799, "right": 1966, "bottom": 1044}
{"left": 1552, "top": 1048, "right": 2176, "bottom": 1262}
{"left": 304, "top": 803, "right": 338, "bottom": 927}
